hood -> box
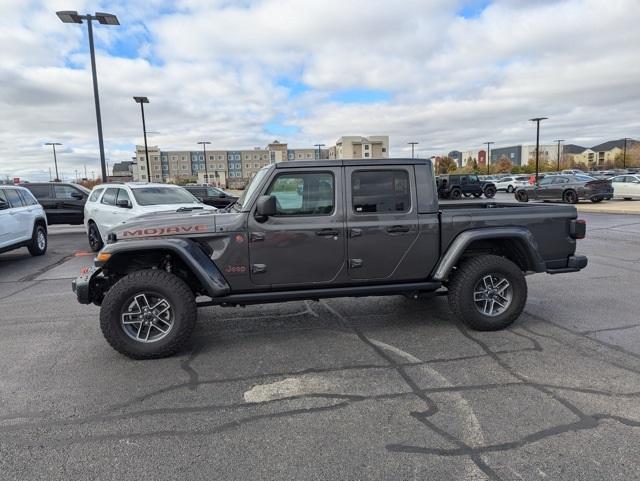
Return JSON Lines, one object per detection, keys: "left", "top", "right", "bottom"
{"left": 107, "top": 209, "right": 218, "bottom": 241}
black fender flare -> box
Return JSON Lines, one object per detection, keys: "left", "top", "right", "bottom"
{"left": 97, "top": 238, "right": 230, "bottom": 298}
{"left": 432, "top": 227, "right": 546, "bottom": 281}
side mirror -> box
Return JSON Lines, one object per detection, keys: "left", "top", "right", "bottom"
{"left": 71, "top": 192, "right": 84, "bottom": 200}
{"left": 116, "top": 199, "right": 132, "bottom": 208}
{"left": 255, "top": 195, "right": 276, "bottom": 221}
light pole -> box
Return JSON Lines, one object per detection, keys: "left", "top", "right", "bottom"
{"left": 314, "top": 144, "right": 325, "bottom": 159}
{"left": 197, "top": 141, "right": 211, "bottom": 184}
{"left": 623, "top": 138, "right": 630, "bottom": 169}
{"left": 485, "top": 142, "right": 494, "bottom": 175}
{"left": 529, "top": 117, "right": 548, "bottom": 183}
{"left": 44, "top": 142, "right": 62, "bottom": 181}
{"left": 408, "top": 142, "right": 418, "bottom": 159}
{"left": 554, "top": 139, "right": 564, "bottom": 172}
{"left": 133, "top": 97, "right": 150, "bottom": 181}
{"left": 56, "top": 11, "right": 119, "bottom": 183}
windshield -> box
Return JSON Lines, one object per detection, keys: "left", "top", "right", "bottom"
{"left": 131, "top": 187, "right": 201, "bottom": 206}
{"left": 236, "top": 167, "right": 269, "bottom": 209}
{"left": 575, "top": 175, "right": 596, "bottom": 181}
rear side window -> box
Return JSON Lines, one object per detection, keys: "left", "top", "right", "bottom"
{"left": 5, "top": 189, "right": 24, "bottom": 208}
{"left": 89, "top": 189, "right": 103, "bottom": 202}
{"left": 18, "top": 189, "right": 38, "bottom": 206}
{"left": 101, "top": 188, "right": 117, "bottom": 206}
{"left": 266, "top": 172, "right": 334, "bottom": 216}
{"left": 25, "top": 184, "right": 52, "bottom": 199}
{"left": 0, "top": 189, "right": 8, "bottom": 209}
{"left": 352, "top": 170, "right": 411, "bottom": 214}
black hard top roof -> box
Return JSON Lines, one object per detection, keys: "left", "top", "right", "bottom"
{"left": 275, "top": 158, "right": 431, "bottom": 169}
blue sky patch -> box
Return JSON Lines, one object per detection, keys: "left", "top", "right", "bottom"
{"left": 458, "top": 0, "right": 491, "bottom": 19}
{"left": 264, "top": 121, "right": 300, "bottom": 136}
{"left": 329, "top": 89, "right": 391, "bottom": 104}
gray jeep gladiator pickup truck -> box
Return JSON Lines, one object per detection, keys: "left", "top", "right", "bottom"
{"left": 72, "top": 159, "right": 587, "bottom": 359}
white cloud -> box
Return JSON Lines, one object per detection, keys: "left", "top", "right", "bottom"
{"left": 1, "top": 0, "right": 639, "bottom": 180}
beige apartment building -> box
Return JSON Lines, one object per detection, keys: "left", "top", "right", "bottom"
{"left": 328, "top": 136, "right": 390, "bottom": 160}
{"left": 130, "top": 135, "right": 390, "bottom": 186}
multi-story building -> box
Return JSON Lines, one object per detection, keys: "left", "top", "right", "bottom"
{"left": 328, "top": 136, "right": 389, "bottom": 159}
{"left": 132, "top": 135, "right": 391, "bottom": 186}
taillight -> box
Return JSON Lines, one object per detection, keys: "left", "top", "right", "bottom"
{"left": 570, "top": 219, "right": 586, "bottom": 239}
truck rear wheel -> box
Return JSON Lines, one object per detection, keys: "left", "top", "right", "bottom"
{"left": 450, "top": 188, "right": 462, "bottom": 200}
{"left": 447, "top": 255, "right": 527, "bottom": 331}
{"left": 484, "top": 186, "right": 496, "bottom": 198}
{"left": 99, "top": 270, "right": 197, "bottom": 359}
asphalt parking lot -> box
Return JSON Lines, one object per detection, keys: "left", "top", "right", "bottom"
{"left": 1, "top": 210, "right": 640, "bottom": 481}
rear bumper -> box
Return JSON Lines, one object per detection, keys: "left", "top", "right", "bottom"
{"left": 546, "top": 255, "right": 588, "bottom": 274}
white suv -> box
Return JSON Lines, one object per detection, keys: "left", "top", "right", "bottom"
{"left": 0, "top": 185, "right": 48, "bottom": 256}
{"left": 84, "top": 183, "right": 216, "bottom": 251}
{"left": 494, "top": 176, "right": 529, "bottom": 193}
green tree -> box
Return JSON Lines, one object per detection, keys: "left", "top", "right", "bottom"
{"left": 496, "top": 155, "right": 513, "bottom": 173}
{"left": 438, "top": 156, "right": 458, "bottom": 174}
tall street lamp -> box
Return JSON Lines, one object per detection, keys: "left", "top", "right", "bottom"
{"left": 44, "top": 142, "right": 62, "bottom": 181}
{"left": 408, "top": 142, "right": 418, "bottom": 159}
{"left": 197, "top": 141, "right": 211, "bottom": 184}
{"left": 314, "top": 144, "right": 325, "bottom": 159}
{"left": 554, "top": 139, "right": 564, "bottom": 172}
{"left": 485, "top": 142, "right": 494, "bottom": 175}
{"left": 56, "top": 11, "right": 119, "bottom": 183}
{"left": 623, "top": 138, "right": 630, "bottom": 169}
{"left": 133, "top": 97, "right": 151, "bottom": 181}
{"left": 529, "top": 117, "right": 548, "bottom": 183}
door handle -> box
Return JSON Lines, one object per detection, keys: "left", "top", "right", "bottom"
{"left": 349, "top": 258, "right": 363, "bottom": 268}
{"left": 386, "top": 225, "right": 411, "bottom": 233}
{"left": 250, "top": 232, "right": 265, "bottom": 242}
{"left": 349, "top": 228, "right": 362, "bottom": 238}
{"left": 316, "top": 228, "right": 339, "bottom": 237}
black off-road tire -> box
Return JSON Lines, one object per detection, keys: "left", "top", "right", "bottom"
{"left": 27, "top": 223, "right": 47, "bottom": 256}
{"left": 447, "top": 255, "right": 527, "bottom": 331}
{"left": 515, "top": 190, "right": 529, "bottom": 202}
{"left": 88, "top": 221, "right": 104, "bottom": 252}
{"left": 100, "top": 270, "right": 197, "bottom": 359}
{"left": 563, "top": 190, "right": 578, "bottom": 204}
{"left": 450, "top": 188, "right": 462, "bottom": 200}
{"left": 484, "top": 186, "right": 496, "bottom": 199}
{"left": 590, "top": 198, "right": 603, "bottom": 203}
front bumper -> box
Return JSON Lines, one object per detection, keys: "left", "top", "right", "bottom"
{"left": 546, "top": 255, "right": 588, "bottom": 274}
{"left": 71, "top": 266, "right": 101, "bottom": 304}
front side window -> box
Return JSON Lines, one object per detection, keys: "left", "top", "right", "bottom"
{"left": 116, "top": 189, "right": 131, "bottom": 205}
{"left": 352, "top": 170, "right": 410, "bottom": 214}
{"left": 89, "top": 189, "right": 103, "bottom": 202}
{"left": 54, "top": 184, "right": 82, "bottom": 199}
{"left": 101, "top": 188, "right": 117, "bottom": 205}
{"left": 266, "top": 172, "right": 334, "bottom": 216}
{"left": 0, "top": 189, "right": 8, "bottom": 209}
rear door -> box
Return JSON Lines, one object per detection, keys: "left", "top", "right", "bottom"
{"left": 248, "top": 167, "right": 345, "bottom": 286}
{"left": 346, "top": 166, "right": 418, "bottom": 280}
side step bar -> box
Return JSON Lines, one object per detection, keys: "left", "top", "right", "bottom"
{"left": 197, "top": 281, "right": 443, "bottom": 307}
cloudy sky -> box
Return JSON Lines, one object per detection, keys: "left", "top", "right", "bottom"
{"left": 1, "top": 0, "right": 639, "bottom": 181}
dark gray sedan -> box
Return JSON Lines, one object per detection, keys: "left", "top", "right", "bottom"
{"left": 515, "top": 174, "right": 613, "bottom": 203}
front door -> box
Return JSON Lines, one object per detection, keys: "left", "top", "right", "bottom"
{"left": 53, "top": 184, "right": 86, "bottom": 224}
{"left": 346, "top": 166, "right": 419, "bottom": 280}
{"left": 248, "top": 167, "right": 345, "bottom": 287}
{"left": 531, "top": 176, "right": 554, "bottom": 200}
{"left": 0, "top": 189, "right": 20, "bottom": 249}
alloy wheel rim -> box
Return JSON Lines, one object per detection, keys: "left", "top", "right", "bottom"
{"left": 121, "top": 292, "right": 174, "bottom": 343}
{"left": 473, "top": 274, "right": 512, "bottom": 317}
{"left": 37, "top": 230, "right": 46, "bottom": 250}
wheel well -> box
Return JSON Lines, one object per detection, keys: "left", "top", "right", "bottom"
{"left": 104, "top": 249, "right": 204, "bottom": 295}
{"left": 459, "top": 238, "right": 533, "bottom": 272}
{"left": 34, "top": 218, "right": 47, "bottom": 233}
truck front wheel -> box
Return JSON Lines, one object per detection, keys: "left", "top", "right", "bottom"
{"left": 447, "top": 255, "right": 527, "bottom": 331}
{"left": 99, "top": 270, "right": 197, "bottom": 359}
